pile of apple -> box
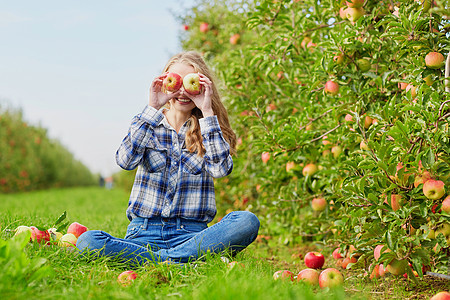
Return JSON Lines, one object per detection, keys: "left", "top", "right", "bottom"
{"left": 13, "top": 222, "right": 88, "bottom": 248}
{"left": 273, "top": 251, "right": 344, "bottom": 288}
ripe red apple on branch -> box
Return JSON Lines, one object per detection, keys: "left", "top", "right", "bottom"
{"left": 442, "top": 195, "right": 450, "bottom": 214}
{"left": 199, "top": 22, "right": 209, "bottom": 33}
{"left": 346, "top": 0, "right": 364, "bottom": 8}
{"left": 261, "top": 152, "right": 270, "bottom": 164}
{"left": 425, "top": 51, "right": 445, "bottom": 69}
{"left": 423, "top": 179, "right": 445, "bottom": 200}
{"left": 311, "top": 197, "right": 327, "bottom": 212}
{"left": 324, "top": 80, "right": 339, "bottom": 95}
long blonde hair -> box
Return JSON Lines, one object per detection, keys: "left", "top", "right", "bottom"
{"left": 162, "top": 51, "right": 236, "bottom": 156}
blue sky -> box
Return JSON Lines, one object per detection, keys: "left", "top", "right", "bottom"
{"left": 0, "top": 1, "right": 194, "bottom": 176}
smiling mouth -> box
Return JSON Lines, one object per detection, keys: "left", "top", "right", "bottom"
{"left": 176, "top": 98, "right": 192, "bottom": 103}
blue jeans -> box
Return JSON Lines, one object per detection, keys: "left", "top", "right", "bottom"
{"left": 76, "top": 211, "right": 260, "bottom": 265}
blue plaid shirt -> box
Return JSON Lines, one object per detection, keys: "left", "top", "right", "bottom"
{"left": 116, "top": 105, "right": 233, "bottom": 223}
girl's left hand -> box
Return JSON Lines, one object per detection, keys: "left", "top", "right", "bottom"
{"left": 186, "top": 73, "right": 214, "bottom": 117}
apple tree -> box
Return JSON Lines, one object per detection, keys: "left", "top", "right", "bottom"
{"left": 177, "top": 0, "right": 450, "bottom": 277}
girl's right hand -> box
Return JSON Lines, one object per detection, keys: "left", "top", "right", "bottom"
{"left": 149, "top": 73, "right": 182, "bottom": 110}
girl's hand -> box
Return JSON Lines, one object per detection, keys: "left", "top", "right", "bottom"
{"left": 149, "top": 73, "right": 182, "bottom": 110}
{"left": 186, "top": 73, "right": 214, "bottom": 117}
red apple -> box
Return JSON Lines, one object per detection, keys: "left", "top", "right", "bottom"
{"left": 389, "top": 194, "right": 403, "bottom": 211}
{"left": 30, "top": 226, "right": 50, "bottom": 243}
{"left": 386, "top": 258, "right": 408, "bottom": 276}
{"left": 304, "top": 252, "right": 325, "bottom": 269}
{"left": 406, "top": 84, "right": 417, "bottom": 98}
{"left": 324, "top": 80, "right": 339, "bottom": 95}
{"left": 297, "top": 268, "right": 320, "bottom": 285}
{"left": 442, "top": 195, "right": 450, "bottom": 214}
{"left": 414, "top": 170, "right": 433, "bottom": 188}
{"left": 341, "top": 257, "right": 357, "bottom": 269}
{"left": 302, "top": 163, "right": 318, "bottom": 176}
{"left": 373, "top": 244, "right": 389, "bottom": 261}
{"left": 332, "top": 248, "right": 343, "bottom": 259}
{"left": 183, "top": 73, "right": 201, "bottom": 95}
{"left": 58, "top": 233, "right": 77, "bottom": 247}
{"left": 67, "top": 222, "right": 88, "bottom": 238}
{"left": 345, "top": 7, "right": 365, "bottom": 23}
{"left": 118, "top": 270, "right": 138, "bottom": 286}
{"left": 199, "top": 22, "right": 209, "bottom": 33}
{"left": 286, "top": 161, "right": 296, "bottom": 172}
{"left": 331, "top": 145, "right": 342, "bottom": 158}
{"left": 430, "top": 291, "right": 450, "bottom": 300}
{"left": 261, "top": 152, "right": 271, "bottom": 164}
{"left": 425, "top": 52, "right": 445, "bottom": 69}
{"left": 363, "top": 115, "right": 373, "bottom": 129}
{"left": 229, "top": 33, "right": 241, "bottom": 45}
{"left": 369, "top": 264, "right": 380, "bottom": 279}
{"left": 318, "top": 268, "right": 344, "bottom": 288}
{"left": 333, "top": 53, "right": 344, "bottom": 64}
{"left": 273, "top": 270, "right": 294, "bottom": 281}
{"left": 346, "top": 0, "right": 364, "bottom": 8}
{"left": 183, "top": 24, "right": 189, "bottom": 31}
{"left": 311, "top": 197, "right": 327, "bottom": 212}
{"left": 344, "top": 114, "right": 353, "bottom": 122}
{"left": 339, "top": 7, "right": 347, "bottom": 19}
{"left": 360, "top": 140, "right": 369, "bottom": 151}
{"left": 423, "top": 179, "right": 446, "bottom": 200}
{"left": 163, "top": 72, "right": 183, "bottom": 92}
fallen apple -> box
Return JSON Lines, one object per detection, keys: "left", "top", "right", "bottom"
{"left": 304, "top": 252, "right": 325, "bottom": 269}
{"left": 67, "top": 222, "right": 88, "bottom": 238}
{"left": 430, "top": 291, "right": 450, "bottom": 300}
{"left": 13, "top": 225, "right": 32, "bottom": 239}
{"left": 273, "top": 270, "right": 294, "bottom": 281}
{"left": 59, "top": 233, "right": 77, "bottom": 247}
{"left": 118, "top": 270, "right": 138, "bottom": 286}
{"left": 332, "top": 247, "right": 343, "bottom": 259}
{"left": 30, "top": 226, "right": 51, "bottom": 244}
{"left": 318, "top": 268, "right": 344, "bottom": 288}
{"left": 297, "top": 268, "right": 320, "bottom": 285}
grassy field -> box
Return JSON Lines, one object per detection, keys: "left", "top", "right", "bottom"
{"left": 0, "top": 187, "right": 446, "bottom": 299}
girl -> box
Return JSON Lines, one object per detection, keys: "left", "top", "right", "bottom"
{"left": 76, "top": 51, "right": 260, "bottom": 265}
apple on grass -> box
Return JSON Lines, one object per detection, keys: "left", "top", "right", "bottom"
{"left": 183, "top": 73, "right": 201, "bottom": 95}
{"left": 59, "top": 233, "right": 77, "bottom": 247}
{"left": 430, "top": 291, "right": 450, "bottom": 300}
{"left": 67, "top": 222, "right": 88, "bottom": 238}
{"left": 423, "top": 179, "right": 445, "bottom": 200}
{"left": 163, "top": 72, "right": 183, "bottom": 92}
{"left": 311, "top": 198, "right": 327, "bottom": 212}
{"left": 273, "top": 270, "right": 294, "bottom": 281}
{"left": 341, "top": 257, "right": 357, "bottom": 269}
{"left": 332, "top": 248, "right": 343, "bottom": 259}
{"left": 118, "top": 270, "right": 138, "bottom": 286}
{"left": 319, "top": 268, "right": 344, "bottom": 288}
{"left": 47, "top": 227, "right": 63, "bottom": 242}
{"left": 30, "top": 226, "right": 51, "bottom": 244}
{"left": 297, "top": 268, "right": 320, "bottom": 285}
{"left": 13, "top": 225, "right": 32, "bottom": 239}
{"left": 304, "top": 252, "right": 325, "bottom": 269}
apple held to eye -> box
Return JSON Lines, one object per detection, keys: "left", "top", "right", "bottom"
{"left": 163, "top": 72, "right": 183, "bottom": 92}
{"left": 183, "top": 73, "right": 202, "bottom": 95}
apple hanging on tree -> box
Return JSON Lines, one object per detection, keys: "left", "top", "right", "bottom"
{"left": 423, "top": 179, "right": 445, "bottom": 200}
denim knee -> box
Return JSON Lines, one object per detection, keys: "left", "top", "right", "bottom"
{"left": 76, "top": 230, "right": 107, "bottom": 252}
{"left": 232, "top": 211, "right": 260, "bottom": 240}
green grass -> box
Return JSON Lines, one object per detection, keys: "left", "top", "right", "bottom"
{"left": 0, "top": 187, "right": 446, "bottom": 299}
